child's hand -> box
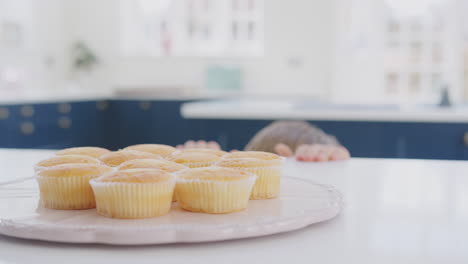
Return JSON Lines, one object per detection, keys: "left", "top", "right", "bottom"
{"left": 275, "top": 143, "right": 350, "bottom": 162}
{"left": 295, "top": 144, "right": 350, "bottom": 161}
{"left": 176, "top": 140, "right": 221, "bottom": 150}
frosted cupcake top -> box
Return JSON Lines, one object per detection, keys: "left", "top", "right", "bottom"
{"left": 176, "top": 148, "right": 228, "bottom": 157}
{"left": 36, "top": 155, "right": 101, "bottom": 168}
{"left": 38, "top": 163, "right": 112, "bottom": 178}
{"left": 168, "top": 152, "right": 221, "bottom": 164}
{"left": 124, "top": 144, "right": 177, "bottom": 157}
{"left": 118, "top": 159, "right": 188, "bottom": 172}
{"left": 215, "top": 157, "right": 283, "bottom": 168}
{"left": 223, "top": 151, "right": 282, "bottom": 161}
{"left": 177, "top": 167, "right": 255, "bottom": 182}
{"left": 56, "top": 147, "right": 110, "bottom": 158}
{"left": 100, "top": 150, "right": 162, "bottom": 167}
{"left": 96, "top": 168, "right": 173, "bottom": 183}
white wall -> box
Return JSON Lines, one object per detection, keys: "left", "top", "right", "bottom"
{"left": 63, "top": 0, "right": 336, "bottom": 97}
{"left": 331, "top": 0, "right": 386, "bottom": 104}
{"left": 31, "top": 0, "right": 68, "bottom": 92}
{"left": 0, "top": 0, "right": 67, "bottom": 95}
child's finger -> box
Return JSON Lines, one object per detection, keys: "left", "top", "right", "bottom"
{"left": 274, "top": 143, "right": 293, "bottom": 157}
{"left": 304, "top": 145, "right": 322, "bottom": 161}
{"left": 317, "top": 146, "right": 334, "bottom": 162}
{"left": 295, "top": 145, "right": 309, "bottom": 161}
{"left": 207, "top": 141, "right": 221, "bottom": 150}
{"left": 341, "top": 147, "right": 351, "bottom": 158}
{"left": 195, "top": 140, "right": 207, "bottom": 148}
{"left": 330, "top": 147, "right": 351, "bottom": 160}
{"left": 296, "top": 144, "right": 319, "bottom": 161}
{"left": 330, "top": 151, "right": 344, "bottom": 160}
{"left": 185, "top": 140, "right": 196, "bottom": 148}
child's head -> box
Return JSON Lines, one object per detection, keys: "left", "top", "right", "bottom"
{"left": 244, "top": 121, "right": 339, "bottom": 153}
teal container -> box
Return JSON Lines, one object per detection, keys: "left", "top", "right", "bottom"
{"left": 204, "top": 65, "right": 242, "bottom": 92}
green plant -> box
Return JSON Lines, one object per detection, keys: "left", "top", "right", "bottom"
{"left": 72, "top": 42, "right": 98, "bottom": 71}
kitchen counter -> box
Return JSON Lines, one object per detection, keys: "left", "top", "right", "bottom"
{"left": 0, "top": 91, "right": 112, "bottom": 105}
{"left": 5, "top": 92, "right": 468, "bottom": 123}
{"left": 0, "top": 90, "right": 232, "bottom": 105}
{"left": 181, "top": 99, "right": 468, "bottom": 123}
{"left": 1, "top": 97, "right": 468, "bottom": 159}
{"left": 1, "top": 149, "right": 468, "bottom": 263}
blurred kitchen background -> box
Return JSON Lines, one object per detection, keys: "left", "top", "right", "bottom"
{"left": 1, "top": 0, "right": 468, "bottom": 160}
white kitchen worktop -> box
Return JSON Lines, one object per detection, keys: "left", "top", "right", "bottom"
{"left": 1, "top": 149, "right": 467, "bottom": 263}
{"left": 4, "top": 92, "right": 468, "bottom": 123}
{"left": 0, "top": 90, "right": 230, "bottom": 105}
{"left": 181, "top": 99, "right": 468, "bottom": 123}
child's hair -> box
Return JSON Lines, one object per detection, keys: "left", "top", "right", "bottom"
{"left": 244, "top": 121, "right": 339, "bottom": 153}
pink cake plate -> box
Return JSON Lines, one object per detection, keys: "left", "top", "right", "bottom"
{"left": 0, "top": 176, "right": 342, "bottom": 245}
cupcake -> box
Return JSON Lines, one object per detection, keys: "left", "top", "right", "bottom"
{"left": 99, "top": 150, "right": 162, "bottom": 167}
{"left": 124, "top": 144, "right": 177, "bottom": 157}
{"left": 118, "top": 158, "right": 187, "bottom": 172}
{"left": 177, "top": 148, "right": 228, "bottom": 157}
{"left": 90, "top": 168, "right": 176, "bottom": 219}
{"left": 35, "top": 154, "right": 101, "bottom": 172}
{"left": 117, "top": 159, "right": 188, "bottom": 203}
{"left": 216, "top": 152, "right": 284, "bottom": 200}
{"left": 176, "top": 167, "right": 256, "bottom": 214}
{"left": 168, "top": 152, "right": 221, "bottom": 168}
{"left": 56, "top": 147, "right": 110, "bottom": 158}
{"left": 36, "top": 163, "right": 113, "bottom": 210}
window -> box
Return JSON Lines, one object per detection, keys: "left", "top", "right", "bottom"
{"left": 120, "top": 0, "right": 264, "bottom": 57}
{"left": 383, "top": 0, "right": 458, "bottom": 103}
{"left": 334, "top": 0, "right": 464, "bottom": 104}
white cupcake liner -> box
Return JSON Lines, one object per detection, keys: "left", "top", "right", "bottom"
{"left": 36, "top": 175, "right": 97, "bottom": 210}
{"left": 221, "top": 166, "right": 283, "bottom": 200}
{"left": 170, "top": 169, "right": 184, "bottom": 202}
{"left": 90, "top": 178, "right": 176, "bottom": 219}
{"left": 176, "top": 174, "right": 256, "bottom": 214}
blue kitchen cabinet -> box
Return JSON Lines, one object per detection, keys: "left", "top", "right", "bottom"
{"left": 192, "top": 119, "right": 468, "bottom": 160}
{"left": 192, "top": 119, "right": 270, "bottom": 150}
{"left": 0, "top": 99, "right": 197, "bottom": 150}
{"left": 311, "top": 121, "right": 401, "bottom": 158}
{"left": 1, "top": 99, "right": 468, "bottom": 160}
{"left": 104, "top": 100, "right": 197, "bottom": 150}
{"left": 65, "top": 101, "right": 107, "bottom": 148}
{"left": 148, "top": 100, "right": 200, "bottom": 146}
{"left": 0, "top": 101, "right": 108, "bottom": 149}
{"left": 193, "top": 119, "right": 400, "bottom": 157}
{"left": 103, "top": 100, "right": 156, "bottom": 149}
{"left": 0, "top": 103, "right": 66, "bottom": 149}
{"left": 395, "top": 123, "right": 468, "bottom": 160}
{"left": 307, "top": 121, "right": 468, "bottom": 160}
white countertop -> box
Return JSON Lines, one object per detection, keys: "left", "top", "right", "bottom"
{"left": 5, "top": 92, "right": 468, "bottom": 123}
{"left": 0, "top": 90, "right": 113, "bottom": 105}
{"left": 0, "top": 90, "right": 232, "bottom": 105}
{"left": 0, "top": 149, "right": 467, "bottom": 263}
{"left": 181, "top": 99, "right": 468, "bottom": 123}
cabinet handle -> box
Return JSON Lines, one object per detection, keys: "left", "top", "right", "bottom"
{"left": 139, "top": 101, "right": 151, "bottom": 111}
{"left": 464, "top": 132, "right": 468, "bottom": 146}
{"left": 20, "top": 105, "right": 34, "bottom": 117}
{"left": 57, "top": 103, "right": 72, "bottom": 114}
{"left": 20, "top": 122, "right": 34, "bottom": 135}
{"left": 0, "top": 107, "right": 9, "bottom": 120}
